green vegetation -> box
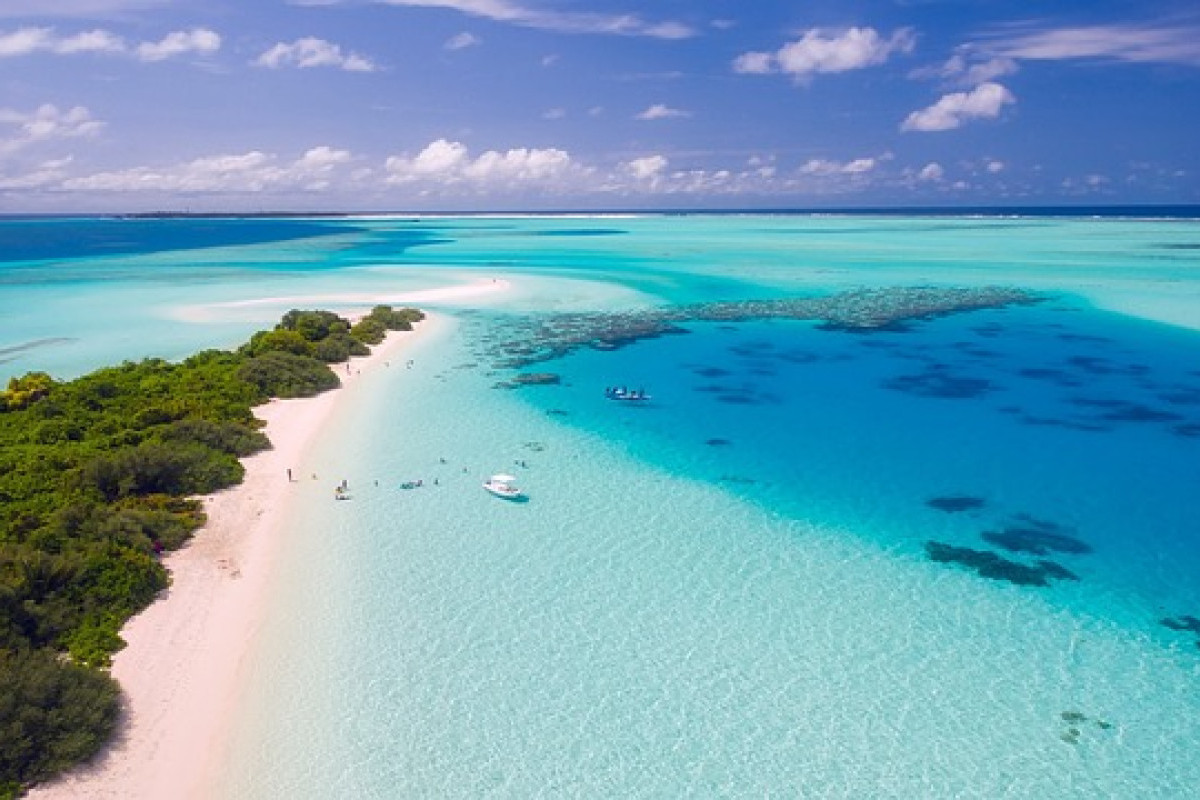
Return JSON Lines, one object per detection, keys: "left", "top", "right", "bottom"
{"left": 0, "top": 305, "right": 422, "bottom": 797}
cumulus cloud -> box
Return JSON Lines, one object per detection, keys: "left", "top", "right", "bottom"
{"left": 445, "top": 31, "right": 480, "bottom": 50}
{"left": 733, "top": 27, "right": 915, "bottom": 82}
{"left": 63, "top": 146, "right": 356, "bottom": 193}
{"left": 0, "top": 104, "right": 103, "bottom": 154}
{"left": 986, "top": 160, "right": 1005, "bottom": 174}
{"left": 255, "top": 37, "right": 376, "bottom": 71}
{"left": 799, "top": 156, "right": 879, "bottom": 176}
{"left": 635, "top": 103, "right": 689, "bottom": 121}
{"left": 917, "top": 162, "right": 944, "bottom": 182}
{"left": 0, "top": 156, "right": 76, "bottom": 190}
{"left": 134, "top": 28, "right": 220, "bottom": 61}
{"left": 0, "top": 25, "right": 220, "bottom": 61}
{"left": 918, "top": 50, "right": 1018, "bottom": 86}
{"left": 901, "top": 81, "right": 1015, "bottom": 132}
{"left": 625, "top": 154, "right": 668, "bottom": 181}
{"left": 384, "top": 138, "right": 584, "bottom": 191}
{"left": 980, "top": 21, "right": 1200, "bottom": 66}
{"left": 362, "top": 0, "right": 694, "bottom": 39}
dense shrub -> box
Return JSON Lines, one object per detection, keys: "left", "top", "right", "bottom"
{"left": 240, "top": 328, "right": 312, "bottom": 359}
{"left": 349, "top": 317, "right": 386, "bottom": 346}
{"left": 278, "top": 309, "right": 349, "bottom": 342}
{"left": 236, "top": 351, "right": 340, "bottom": 398}
{"left": 0, "top": 648, "right": 120, "bottom": 797}
{"left": 365, "top": 305, "right": 424, "bottom": 332}
{"left": 312, "top": 332, "right": 369, "bottom": 363}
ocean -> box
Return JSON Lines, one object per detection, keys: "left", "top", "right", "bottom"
{"left": 3, "top": 212, "right": 1200, "bottom": 797}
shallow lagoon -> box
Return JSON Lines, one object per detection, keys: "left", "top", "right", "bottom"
{"left": 4, "top": 213, "right": 1200, "bottom": 797}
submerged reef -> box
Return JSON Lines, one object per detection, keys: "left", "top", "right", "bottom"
{"left": 884, "top": 367, "right": 996, "bottom": 399}
{"left": 481, "top": 286, "right": 1040, "bottom": 369}
{"left": 494, "top": 372, "right": 562, "bottom": 389}
{"left": 924, "top": 541, "right": 1079, "bottom": 588}
{"left": 981, "top": 516, "right": 1092, "bottom": 556}
{"left": 1160, "top": 615, "right": 1200, "bottom": 652}
{"left": 926, "top": 495, "right": 987, "bottom": 513}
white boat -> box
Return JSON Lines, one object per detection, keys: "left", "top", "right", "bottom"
{"left": 605, "top": 386, "right": 651, "bottom": 402}
{"left": 483, "top": 473, "right": 524, "bottom": 500}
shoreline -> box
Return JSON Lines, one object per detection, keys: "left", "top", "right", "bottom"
{"left": 27, "top": 314, "right": 446, "bottom": 800}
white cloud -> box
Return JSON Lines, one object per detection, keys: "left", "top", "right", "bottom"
{"left": 255, "top": 37, "right": 376, "bottom": 71}
{"left": 625, "top": 154, "right": 668, "bottom": 181}
{"left": 0, "top": 27, "right": 54, "bottom": 57}
{"left": 406, "top": 138, "right": 468, "bottom": 176}
{"left": 731, "top": 50, "right": 773, "bottom": 75}
{"left": 0, "top": 104, "right": 103, "bottom": 154}
{"left": 901, "top": 82, "right": 1015, "bottom": 132}
{"left": 63, "top": 146, "right": 357, "bottom": 193}
{"left": 58, "top": 28, "right": 126, "bottom": 54}
{"left": 357, "top": 0, "right": 694, "bottom": 39}
{"left": 986, "top": 160, "right": 1005, "bottom": 173}
{"left": 918, "top": 162, "right": 944, "bottom": 182}
{"left": 135, "top": 28, "right": 220, "bottom": 62}
{"left": 734, "top": 27, "right": 915, "bottom": 82}
{"left": 800, "top": 156, "right": 879, "bottom": 177}
{"left": 1, "top": 26, "right": 126, "bottom": 56}
{"left": 0, "top": 156, "right": 75, "bottom": 190}
{"left": 980, "top": 22, "right": 1200, "bottom": 66}
{"left": 384, "top": 138, "right": 585, "bottom": 191}
{"left": 0, "top": 25, "right": 220, "bottom": 61}
{"left": 445, "top": 31, "right": 480, "bottom": 50}
{"left": 920, "top": 51, "right": 1017, "bottom": 86}
{"left": 635, "top": 103, "right": 689, "bottom": 121}
{"left": 542, "top": 108, "right": 566, "bottom": 120}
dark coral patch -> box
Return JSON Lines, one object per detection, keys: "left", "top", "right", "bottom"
{"left": 717, "top": 394, "right": 762, "bottom": 405}
{"left": 1100, "top": 403, "right": 1182, "bottom": 423}
{"left": 1159, "top": 386, "right": 1200, "bottom": 406}
{"left": 1173, "top": 423, "right": 1200, "bottom": 438}
{"left": 1066, "top": 356, "right": 1149, "bottom": 377}
{"left": 1160, "top": 615, "right": 1200, "bottom": 634}
{"left": 1018, "top": 367, "right": 1084, "bottom": 387}
{"left": 779, "top": 349, "right": 822, "bottom": 364}
{"left": 924, "top": 541, "right": 1050, "bottom": 587}
{"left": 982, "top": 527, "right": 1092, "bottom": 557}
{"left": 693, "top": 366, "right": 732, "bottom": 378}
{"left": 884, "top": 369, "right": 995, "bottom": 399}
{"left": 926, "top": 495, "right": 986, "bottom": 513}
{"left": 705, "top": 438, "right": 732, "bottom": 447}
{"left": 1036, "top": 560, "right": 1080, "bottom": 581}
{"left": 1058, "top": 333, "right": 1114, "bottom": 345}
{"left": 983, "top": 515, "right": 1092, "bottom": 556}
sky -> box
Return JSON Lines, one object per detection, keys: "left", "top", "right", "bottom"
{"left": 1, "top": 0, "right": 1198, "bottom": 212}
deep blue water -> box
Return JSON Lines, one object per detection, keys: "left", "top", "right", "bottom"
{"left": 492, "top": 297, "right": 1200, "bottom": 645}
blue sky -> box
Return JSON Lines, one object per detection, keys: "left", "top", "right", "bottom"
{"left": 1, "top": 0, "right": 1197, "bottom": 211}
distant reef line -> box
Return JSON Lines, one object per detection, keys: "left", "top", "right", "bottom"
{"left": 485, "top": 285, "right": 1042, "bottom": 369}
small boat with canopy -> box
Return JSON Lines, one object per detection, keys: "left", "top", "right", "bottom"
{"left": 483, "top": 473, "right": 524, "bottom": 500}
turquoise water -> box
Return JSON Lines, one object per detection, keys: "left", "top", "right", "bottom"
{"left": 4, "top": 214, "right": 1200, "bottom": 797}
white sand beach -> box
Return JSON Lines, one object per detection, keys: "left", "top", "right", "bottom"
{"left": 27, "top": 294, "right": 479, "bottom": 798}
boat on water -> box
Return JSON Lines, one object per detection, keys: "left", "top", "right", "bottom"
{"left": 483, "top": 473, "right": 525, "bottom": 500}
{"left": 605, "top": 386, "right": 651, "bottom": 402}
